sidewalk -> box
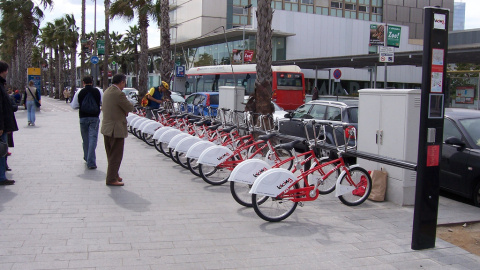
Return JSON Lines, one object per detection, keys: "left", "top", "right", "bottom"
{"left": 0, "top": 96, "right": 479, "bottom": 270}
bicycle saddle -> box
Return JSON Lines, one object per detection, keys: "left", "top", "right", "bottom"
{"left": 274, "top": 140, "right": 302, "bottom": 151}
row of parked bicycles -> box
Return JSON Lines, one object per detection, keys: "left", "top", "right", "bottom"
{"left": 127, "top": 102, "right": 372, "bottom": 222}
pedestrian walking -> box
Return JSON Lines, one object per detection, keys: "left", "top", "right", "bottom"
{"left": 100, "top": 74, "right": 134, "bottom": 186}
{"left": 311, "top": 86, "right": 319, "bottom": 100}
{"left": 23, "top": 80, "right": 41, "bottom": 126}
{"left": 63, "top": 88, "right": 70, "bottom": 103}
{"left": 0, "top": 60, "right": 18, "bottom": 185}
{"left": 71, "top": 76, "right": 103, "bottom": 169}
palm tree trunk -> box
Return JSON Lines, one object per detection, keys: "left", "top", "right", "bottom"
{"left": 81, "top": 0, "right": 86, "bottom": 80}
{"left": 49, "top": 47, "right": 54, "bottom": 97}
{"left": 138, "top": 14, "right": 149, "bottom": 96}
{"left": 102, "top": 0, "right": 110, "bottom": 90}
{"left": 71, "top": 47, "right": 77, "bottom": 94}
{"left": 254, "top": 0, "right": 274, "bottom": 116}
{"left": 55, "top": 48, "right": 60, "bottom": 99}
{"left": 160, "top": 0, "right": 173, "bottom": 85}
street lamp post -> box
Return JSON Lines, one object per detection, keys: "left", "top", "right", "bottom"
{"left": 242, "top": 4, "right": 252, "bottom": 64}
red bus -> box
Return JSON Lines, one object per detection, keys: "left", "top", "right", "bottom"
{"left": 185, "top": 64, "right": 305, "bottom": 110}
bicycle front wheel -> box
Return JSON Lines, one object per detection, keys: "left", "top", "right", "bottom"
{"left": 199, "top": 162, "right": 232, "bottom": 185}
{"left": 142, "top": 132, "right": 155, "bottom": 146}
{"left": 230, "top": 181, "right": 268, "bottom": 207}
{"left": 266, "top": 148, "right": 293, "bottom": 170}
{"left": 252, "top": 188, "right": 298, "bottom": 222}
{"left": 176, "top": 152, "right": 189, "bottom": 169}
{"left": 338, "top": 167, "right": 372, "bottom": 206}
{"left": 187, "top": 158, "right": 201, "bottom": 177}
{"left": 311, "top": 160, "right": 338, "bottom": 195}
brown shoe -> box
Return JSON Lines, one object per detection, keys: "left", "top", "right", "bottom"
{"left": 106, "top": 181, "right": 124, "bottom": 186}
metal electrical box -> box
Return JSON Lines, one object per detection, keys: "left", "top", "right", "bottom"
{"left": 219, "top": 86, "right": 245, "bottom": 111}
{"left": 357, "top": 89, "right": 421, "bottom": 206}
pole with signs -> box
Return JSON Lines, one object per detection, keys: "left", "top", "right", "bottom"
{"left": 411, "top": 7, "right": 449, "bottom": 250}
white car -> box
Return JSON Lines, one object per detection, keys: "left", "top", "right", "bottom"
{"left": 122, "top": 88, "right": 139, "bottom": 106}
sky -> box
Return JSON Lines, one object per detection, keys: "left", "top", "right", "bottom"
{"left": 39, "top": 0, "right": 480, "bottom": 49}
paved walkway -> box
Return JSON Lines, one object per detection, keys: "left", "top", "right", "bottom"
{"left": 1, "top": 96, "right": 479, "bottom": 270}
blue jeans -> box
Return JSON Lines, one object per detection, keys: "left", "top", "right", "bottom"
{"left": 0, "top": 133, "right": 8, "bottom": 181}
{"left": 26, "top": 100, "right": 36, "bottom": 124}
{"left": 80, "top": 117, "right": 100, "bottom": 167}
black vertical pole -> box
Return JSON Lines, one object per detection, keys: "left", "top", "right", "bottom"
{"left": 411, "top": 7, "right": 449, "bottom": 250}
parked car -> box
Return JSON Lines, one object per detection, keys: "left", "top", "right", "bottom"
{"left": 272, "top": 102, "right": 287, "bottom": 122}
{"left": 122, "top": 88, "right": 139, "bottom": 106}
{"left": 278, "top": 99, "right": 358, "bottom": 159}
{"left": 441, "top": 108, "right": 480, "bottom": 207}
{"left": 183, "top": 92, "right": 219, "bottom": 116}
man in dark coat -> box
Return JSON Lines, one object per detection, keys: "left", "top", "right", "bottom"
{"left": 0, "top": 61, "right": 18, "bottom": 185}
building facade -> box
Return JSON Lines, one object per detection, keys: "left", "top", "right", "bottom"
{"left": 150, "top": 0, "right": 455, "bottom": 94}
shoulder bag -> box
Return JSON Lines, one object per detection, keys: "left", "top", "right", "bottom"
{"left": 27, "top": 87, "right": 41, "bottom": 107}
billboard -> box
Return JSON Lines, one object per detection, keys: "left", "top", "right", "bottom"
{"left": 369, "top": 24, "right": 385, "bottom": 46}
{"left": 455, "top": 86, "right": 475, "bottom": 104}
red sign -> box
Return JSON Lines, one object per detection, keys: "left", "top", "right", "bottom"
{"left": 333, "top": 69, "right": 342, "bottom": 79}
{"left": 244, "top": 50, "right": 254, "bottom": 63}
{"left": 426, "top": 145, "right": 440, "bottom": 167}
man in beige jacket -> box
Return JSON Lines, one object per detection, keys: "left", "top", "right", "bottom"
{"left": 100, "top": 73, "right": 134, "bottom": 186}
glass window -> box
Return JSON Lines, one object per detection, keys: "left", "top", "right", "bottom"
{"left": 347, "top": 108, "right": 358, "bottom": 123}
{"left": 326, "top": 106, "right": 342, "bottom": 121}
{"left": 293, "top": 104, "right": 314, "bottom": 118}
{"left": 233, "top": 0, "right": 241, "bottom": 5}
{"left": 233, "top": 7, "right": 243, "bottom": 14}
{"left": 233, "top": 15, "right": 240, "bottom": 24}
{"left": 301, "top": 0, "right": 313, "bottom": 3}
{"left": 285, "top": 3, "right": 291, "bottom": 10}
{"left": 310, "top": 105, "right": 327, "bottom": 120}
{"left": 359, "top": 5, "right": 368, "bottom": 12}
{"left": 331, "top": 2, "right": 343, "bottom": 8}
{"left": 443, "top": 119, "right": 463, "bottom": 141}
{"left": 350, "top": 11, "right": 356, "bottom": 19}
{"left": 285, "top": 0, "right": 298, "bottom": 2}
{"left": 359, "top": 0, "right": 366, "bottom": 4}
{"left": 336, "top": 9, "right": 342, "bottom": 17}
{"left": 345, "top": 4, "right": 355, "bottom": 10}
{"left": 460, "top": 118, "right": 480, "bottom": 146}
{"left": 307, "top": 5, "right": 313, "bottom": 13}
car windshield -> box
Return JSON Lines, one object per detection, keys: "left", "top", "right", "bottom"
{"left": 273, "top": 102, "right": 284, "bottom": 112}
{"left": 171, "top": 95, "right": 185, "bottom": 103}
{"left": 459, "top": 117, "right": 480, "bottom": 146}
{"left": 210, "top": 95, "right": 219, "bottom": 105}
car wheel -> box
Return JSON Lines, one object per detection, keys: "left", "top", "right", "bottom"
{"left": 473, "top": 181, "right": 480, "bottom": 207}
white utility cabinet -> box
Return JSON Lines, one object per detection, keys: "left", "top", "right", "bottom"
{"left": 357, "top": 89, "right": 421, "bottom": 206}
{"left": 219, "top": 86, "right": 245, "bottom": 111}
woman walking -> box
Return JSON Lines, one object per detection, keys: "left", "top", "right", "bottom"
{"left": 24, "top": 80, "right": 41, "bottom": 126}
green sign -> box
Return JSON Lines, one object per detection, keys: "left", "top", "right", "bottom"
{"left": 387, "top": 25, "right": 401, "bottom": 48}
{"left": 97, "top": 40, "right": 105, "bottom": 55}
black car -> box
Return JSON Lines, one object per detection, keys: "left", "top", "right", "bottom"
{"left": 441, "top": 108, "right": 480, "bottom": 206}
{"left": 278, "top": 100, "right": 359, "bottom": 158}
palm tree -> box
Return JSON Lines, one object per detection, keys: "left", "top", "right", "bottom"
{"left": 110, "top": 0, "right": 155, "bottom": 96}
{"left": 123, "top": 25, "right": 141, "bottom": 88}
{"left": 0, "top": 6, "right": 22, "bottom": 89}
{"left": 253, "top": 0, "right": 274, "bottom": 116}
{"left": 159, "top": 0, "right": 173, "bottom": 87}
{"left": 109, "top": 31, "right": 124, "bottom": 75}
{"left": 103, "top": 0, "right": 111, "bottom": 90}
{"left": 54, "top": 18, "right": 67, "bottom": 99}
{"left": 2, "top": 0, "right": 53, "bottom": 93}
{"left": 65, "top": 14, "right": 79, "bottom": 93}
{"left": 40, "top": 22, "right": 56, "bottom": 97}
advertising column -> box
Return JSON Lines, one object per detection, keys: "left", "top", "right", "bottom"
{"left": 411, "top": 7, "right": 449, "bottom": 250}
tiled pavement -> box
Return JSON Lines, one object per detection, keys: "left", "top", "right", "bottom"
{"left": 0, "top": 96, "right": 479, "bottom": 270}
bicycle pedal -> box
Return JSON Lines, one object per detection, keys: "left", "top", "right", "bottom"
{"left": 298, "top": 202, "right": 304, "bottom": 207}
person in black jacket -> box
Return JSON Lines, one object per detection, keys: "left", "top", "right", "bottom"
{"left": 70, "top": 76, "right": 102, "bottom": 169}
{"left": 0, "top": 61, "right": 18, "bottom": 185}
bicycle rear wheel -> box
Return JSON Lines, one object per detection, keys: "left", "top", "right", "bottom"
{"left": 199, "top": 160, "right": 233, "bottom": 185}
{"left": 154, "top": 139, "right": 163, "bottom": 153}
{"left": 338, "top": 167, "right": 372, "bottom": 206}
{"left": 159, "top": 141, "right": 171, "bottom": 157}
{"left": 252, "top": 184, "right": 299, "bottom": 222}
{"left": 230, "top": 181, "right": 268, "bottom": 207}
{"left": 169, "top": 148, "right": 179, "bottom": 163}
